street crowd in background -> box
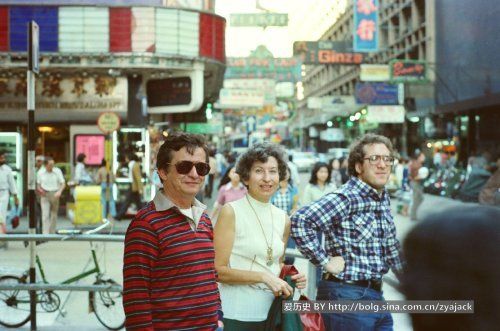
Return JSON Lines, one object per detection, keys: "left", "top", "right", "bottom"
{"left": 118, "top": 132, "right": 498, "bottom": 330}
{"left": 1, "top": 132, "right": 499, "bottom": 330}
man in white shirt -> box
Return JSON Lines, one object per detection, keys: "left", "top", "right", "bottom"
{"left": 0, "top": 150, "right": 18, "bottom": 238}
{"left": 35, "top": 155, "right": 45, "bottom": 234}
{"left": 37, "top": 157, "right": 65, "bottom": 234}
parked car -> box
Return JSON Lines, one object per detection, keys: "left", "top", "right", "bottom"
{"left": 291, "top": 151, "right": 317, "bottom": 172}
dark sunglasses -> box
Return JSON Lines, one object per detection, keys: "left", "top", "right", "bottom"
{"left": 166, "top": 161, "right": 211, "bottom": 176}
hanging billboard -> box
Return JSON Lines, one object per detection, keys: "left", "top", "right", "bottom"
{"left": 353, "top": 0, "right": 379, "bottom": 52}
{"left": 293, "top": 41, "right": 364, "bottom": 65}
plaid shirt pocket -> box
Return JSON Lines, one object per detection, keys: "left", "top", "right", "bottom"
{"left": 352, "top": 214, "right": 376, "bottom": 242}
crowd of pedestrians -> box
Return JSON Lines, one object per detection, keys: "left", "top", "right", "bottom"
{"left": 1, "top": 131, "right": 498, "bottom": 330}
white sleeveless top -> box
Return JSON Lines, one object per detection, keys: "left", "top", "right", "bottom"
{"left": 219, "top": 194, "right": 287, "bottom": 321}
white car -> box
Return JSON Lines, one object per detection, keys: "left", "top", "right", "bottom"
{"left": 291, "top": 152, "right": 317, "bottom": 172}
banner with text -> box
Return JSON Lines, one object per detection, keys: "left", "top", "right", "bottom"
{"left": 390, "top": 60, "right": 428, "bottom": 83}
{"left": 293, "top": 41, "right": 364, "bottom": 65}
{"left": 366, "top": 105, "right": 405, "bottom": 123}
{"left": 0, "top": 76, "right": 127, "bottom": 113}
{"left": 360, "top": 64, "right": 390, "bottom": 81}
{"left": 225, "top": 57, "right": 301, "bottom": 82}
{"left": 355, "top": 82, "right": 403, "bottom": 105}
{"left": 353, "top": 0, "right": 379, "bottom": 52}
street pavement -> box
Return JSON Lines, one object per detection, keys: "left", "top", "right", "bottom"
{"left": 0, "top": 174, "right": 480, "bottom": 330}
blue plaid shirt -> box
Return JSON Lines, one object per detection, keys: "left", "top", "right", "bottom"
{"left": 291, "top": 176, "right": 404, "bottom": 281}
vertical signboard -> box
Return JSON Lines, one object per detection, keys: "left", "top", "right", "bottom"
{"left": 353, "top": 0, "right": 379, "bottom": 52}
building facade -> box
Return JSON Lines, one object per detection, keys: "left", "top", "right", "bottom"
{"left": 0, "top": 0, "right": 225, "bottom": 207}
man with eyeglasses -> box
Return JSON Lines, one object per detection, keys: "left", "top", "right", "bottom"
{"left": 123, "top": 132, "right": 222, "bottom": 330}
{"left": 291, "top": 133, "right": 403, "bottom": 331}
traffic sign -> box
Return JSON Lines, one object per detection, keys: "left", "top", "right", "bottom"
{"left": 97, "top": 112, "right": 121, "bottom": 134}
{"left": 28, "top": 21, "right": 39, "bottom": 74}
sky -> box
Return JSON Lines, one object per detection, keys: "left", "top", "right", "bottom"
{"left": 215, "top": 0, "right": 304, "bottom": 58}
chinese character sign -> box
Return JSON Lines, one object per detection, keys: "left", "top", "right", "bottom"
{"left": 353, "top": 0, "right": 379, "bottom": 52}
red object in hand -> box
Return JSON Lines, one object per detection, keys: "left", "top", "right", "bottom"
{"left": 11, "top": 216, "right": 19, "bottom": 229}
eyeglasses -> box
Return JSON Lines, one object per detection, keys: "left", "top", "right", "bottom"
{"left": 363, "top": 155, "right": 395, "bottom": 165}
{"left": 166, "top": 161, "right": 211, "bottom": 176}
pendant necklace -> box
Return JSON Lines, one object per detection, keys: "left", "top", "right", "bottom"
{"left": 246, "top": 195, "right": 274, "bottom": 266}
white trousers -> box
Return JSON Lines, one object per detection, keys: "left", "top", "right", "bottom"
{"left": 0, "top": 190, "right": 9, "bottom": 225}
{"left": 41, "top": 192, "right": 60, "bottom": 234}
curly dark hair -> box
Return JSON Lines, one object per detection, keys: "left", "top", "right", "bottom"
{"left": 235, "top": 143, "right": 288, "bottom": 186}
{"left": 347, "top": 133, "right": 394, "bottom": 177}
{"left": 309, "top": 162, "right": 331, "bottom": 185}
{"left": 156, "top": 131, "right": 209, "bottom": 172}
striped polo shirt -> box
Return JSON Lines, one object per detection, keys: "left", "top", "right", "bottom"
{"left": 123, "top": 190, "right": 220, "bottom": 330}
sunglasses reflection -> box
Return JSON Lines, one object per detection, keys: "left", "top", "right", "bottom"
{"left": 168, "top": 161, "right": 211, "bottom": 176}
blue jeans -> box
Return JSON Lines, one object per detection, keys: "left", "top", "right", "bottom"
{"left": 317, "top": 280, "right": 393, "bottom": 331}
{"left": 100, "top": 183, "right": 116, "bottom": 219}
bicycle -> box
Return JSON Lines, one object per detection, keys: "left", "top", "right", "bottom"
{"left": 0, "top": 219, "right": 125, "bottom": 330}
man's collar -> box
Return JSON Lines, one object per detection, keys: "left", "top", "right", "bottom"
{"left": 153, "top": 189, "right": 207, "bottom": 212}
{"left": 348, "top": 176, "right": 386, "bottom": 200}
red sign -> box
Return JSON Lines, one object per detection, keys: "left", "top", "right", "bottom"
{"left": 390, "top": 60, "right": 428, "bottom": 82}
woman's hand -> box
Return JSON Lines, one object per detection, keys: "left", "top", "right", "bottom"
{"left": 291, "top": 272, "right": 307, "bottom": 290}
{"left": 261, "top": 272, "right": 293, "bottom": 298}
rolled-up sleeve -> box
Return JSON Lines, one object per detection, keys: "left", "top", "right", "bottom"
{"left": 291, "top": 193, "right": 349, "bottom": 266}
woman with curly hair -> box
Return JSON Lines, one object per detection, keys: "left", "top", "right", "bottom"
{"left": 214, "top": 143, "right": 306, "bottom": 330}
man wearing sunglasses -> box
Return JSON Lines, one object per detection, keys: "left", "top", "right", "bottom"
{"left": 291, "top": 133, "right": 404, "bottom": 331}
{"left": 123, "top": 132, "right": 222, "bottom": 330}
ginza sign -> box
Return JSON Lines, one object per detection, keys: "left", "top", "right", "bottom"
{"left": 293, "top": 41, "right": 364, "bottom": 65}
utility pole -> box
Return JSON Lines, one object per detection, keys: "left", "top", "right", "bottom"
{"left": 27, "top": 20, "right": 40, "bottom": 330}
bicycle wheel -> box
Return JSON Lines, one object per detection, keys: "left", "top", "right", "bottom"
{"left": 91, "top": 279, "right": 125, "bottom": 330}
{"left": 0, "top": 275, "right": 31, "bottom": 328}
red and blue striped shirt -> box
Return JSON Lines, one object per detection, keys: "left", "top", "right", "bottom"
{"left": 123, "top": 192, "right": 220, "bottom": 330}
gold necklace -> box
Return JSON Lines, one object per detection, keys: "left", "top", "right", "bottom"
{"left": 246, "top": 195, "right": 274, "bottom": 266}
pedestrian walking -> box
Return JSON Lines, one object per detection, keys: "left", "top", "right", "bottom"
{"left": 291, "top": 133, "right": 404, "bottom": 331}
{"left": 123, "top": 132, "right": 222, "bottom": 330}
{"left": 0, "top": 150, "right": 18, "bottom": 245}
{"left": 35, "top": 155, "right": 45, "bottom": 234}
{"left": 37, "top": 157, "right": 65, "bottom": 234}
{"left": 116, "top": 154, "right": 143, "bottom": 220}
{"left": 339, "top": 156, "right": 349, "bottom": 184}
{"left": 302, "top": 162, "right": 336, "bottom": 205}
{"left": 210, "top": 165, "right": 247, "bottom": 222}
{"left": 204, "top": 149, "right": 218, "bottom": 199}
{"left": 409, "top": 150, "right": 426, "bottom": 220}
{"left": 328, "top": 158, "right": 342, "bottom": 189}
{"left": 287, "top": 154, "right": 301, "bottom": 188}
{"left": 74, "top": 153, "right": 93, "bottom": 185}
{"left": 271, "top": 167, "right": 299, "bottom": 265}
{"left": 479, "top": 154, "right": 500, "bottom": 206}
{"left": 95, "top": 159, "right": 116, "bottom": 219}
{"left": 214, "top": 143, "right": 306, "bottom": 330}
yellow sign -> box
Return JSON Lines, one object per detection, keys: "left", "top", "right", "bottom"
{"left": 97, "top": 112, "right": 121, "bottom": 134}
